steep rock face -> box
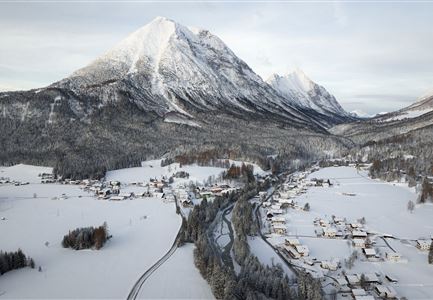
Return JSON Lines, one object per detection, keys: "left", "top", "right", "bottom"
{"left": 55, "top": 17, "right": 326, "bottom": 130}
{"left": 267, "top": 69, "right": 352, "bottom": 123}
{"left": 0, "top": 17, "right": 354, "bottom": 178}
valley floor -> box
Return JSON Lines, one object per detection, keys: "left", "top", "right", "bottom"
{"left": 0, "top": 163, "right": 215, "bottom": 299}
{"left": 261, "top": 166, "right": 433, "bottom": 299}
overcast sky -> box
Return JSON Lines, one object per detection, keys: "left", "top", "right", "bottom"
{"left": 0, "top": 1, "right": 432, "bottom": 115}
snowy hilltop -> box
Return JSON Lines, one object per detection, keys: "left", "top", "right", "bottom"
{"left": 57, "top": 16, "right": 329, "bottom": 130}
{"left": 266, "top": 69, "right": 350, "bottom": 119}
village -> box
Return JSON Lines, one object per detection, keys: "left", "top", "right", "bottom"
{"left": 256, "top": 163, "right": 433, "bottom": 300}
{"left": 32, "top": 168, "right": 243, "bottom": 208}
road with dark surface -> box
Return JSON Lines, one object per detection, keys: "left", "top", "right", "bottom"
{"left": 126, "top": 230, "right": 181, "bottom": 300}
{"left": 126, "top": 195, "right": 183, "bottom": 300}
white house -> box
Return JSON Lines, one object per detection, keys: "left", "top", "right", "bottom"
{"left": 294, "top": 245, "right": 309, "bottom": 256}
{"left": 285, "top": 238, "right": 300, "bottom": 246}
{"left": 386, "top": 252, "right": 402, "bottom": 262}
{"left": 271, "top": 217, "right": 286, "bottom": 225}
{"left": 283, "top": 245, "right": 301, "bottom": 259}
{"left": 273, "top": 225, "right": 287, "bottom": 235}
{"left": 353, "top": 238, "right": 365, "bottom": 248}
{"left": 352, "top": 230, "right": 368, "bottom": 238}
{"left": 320, "top": 260, "right": 338, "bottom": 271}
{"left": 363, "top": 248, "right": 377, "bottom": 258}
{"left": 375, "top": 285, "right": 397, "bottom": 298}
{"left": 416, "top": 240, "right": 431, "bottom": 251}
{"left": 323, "top": 227, "right": 337, "bottom": 238}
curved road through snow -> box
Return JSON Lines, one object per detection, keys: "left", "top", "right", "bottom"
{"left": 126, "top": 196, "right": 184, "bottom": 300}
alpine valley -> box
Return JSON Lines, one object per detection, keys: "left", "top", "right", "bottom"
{"left": 0, "top": 17, "right": 432, "bottom": 180}
{"left": 2, "top": 15, "right": 433, "bottom": 300}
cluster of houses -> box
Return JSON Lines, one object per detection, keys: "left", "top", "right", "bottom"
{"left": 0, "top": 177, "right": 30, "bottom": 186}
{"left": 176, "top": 185, "right": 192, "bottom": 207}
{"left": 282, "top": 238, "right": 310, "bottom": 260}
{"left": 40, "top": 173, "right": 55, "bottom": 183}
{"left": 314, "top": 216, "right": 393, "bottom": 261}
{"left": 60, "top": 176, "right": 175, "bottom": 202}
{"left": 197, "top": 184, "right": 239, "bottom": 199}
{"left": 335, "top": 273, "right": 399, "bottom": 299}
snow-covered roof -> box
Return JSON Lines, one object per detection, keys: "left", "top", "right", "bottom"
{"left": 363, "top": 248, "right": 376, "bottom": 256}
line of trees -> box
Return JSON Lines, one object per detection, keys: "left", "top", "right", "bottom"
{"left": 223, "top": 163, "right": 255, "bottom": 183}
{"left": 180, "top": 174, "right": 323, "bottom": 299}
{"left": 62, "top": 223, "right": 109, "bottom": 250}
{"left": 429, "top": 241, "right": 433, "bottom": 265}
{"left": 0, "top": 249, "right": 34, "bottom": 276}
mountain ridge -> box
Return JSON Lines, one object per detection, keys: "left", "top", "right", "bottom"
{"left": 266, "top": 69, "right": 350, "bottom": 120}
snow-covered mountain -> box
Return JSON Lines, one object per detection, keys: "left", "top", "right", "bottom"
{"left": 266, "top": 69, "right": 350, "bottom": 120}
{"left": 373, "top": 92, "right": 433, "bottom": 123}
{"left": 56, "top": 16, "right": 328, "bottom": 130}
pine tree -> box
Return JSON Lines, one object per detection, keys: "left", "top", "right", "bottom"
{"left": 428, "top": 241, "right": 433, "bottom": 264}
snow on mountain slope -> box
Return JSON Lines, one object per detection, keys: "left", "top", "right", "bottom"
{"left": 266, "top": 69, "right": 349, "bottom": 118}
{"left": 374, "top": 93, "right": 433, "bottom": 123}
{"left": 56, "top": 17, "right": 326, "bottom": 131}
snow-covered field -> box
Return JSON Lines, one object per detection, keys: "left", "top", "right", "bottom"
{"left": 272, "top": 166, "right": 433, "bottom": 299}
{"left": 297, "top": 167, "right": 433, "bottom": 239}
{"left": 106, "top": 159, "right": 226, "bottom": 186}
{"left": 0, "top": 163, "right": 214, "bottom": 299}
{"left": 137, "top": 244, "right": 213, "bottom": 299}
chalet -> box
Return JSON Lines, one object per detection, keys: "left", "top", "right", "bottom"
{"left": 273, "top": 225, "right": 287, "bottom": 235}
{"left": 351, "top": 288, "right": 366, "bottom": 297}
{"left": 353, "top": 238, "right": 365, "bottom": 248}
{"left": 266, "top": 209, "right": 283, "bottom": 219}
{"left": 294, "top": 245, "right": 309, "bottom": 256}
{"left": 386, "top": 252, "right": 402, "bottom": 262}
{"left": 110, "top": 196, "right": 125, "bottom": 201}
{"left": 364, "top": 273, "right": 380, "bottom": 283}
{"left": 333, "top": 216, "right": 345, "bottom": 225}
{"left": 271, "top": 217, "right": 286, "bottom": 225}
{"left": 320, "top": 260, "right": 338, "bottom": 271}
{"left": 285, "top": 238, "right": 300, "bottom": 247}
{"left": 352, "top": 230, "right": 368, "bottom": 238}
{"left": 336, "top": 277, "right": 348, "bottom": 287}
{"left": 346, "top": 274, "right": 360, "bottom": 285}
{"left": 110, "top": 181, "right": 120, "bottom": 187}
{"left": 363, "top": 248, "right": 377, "bottom": 258}
{"left": 416, "top": 239, "right": 431, "bottom": 251}
{"left": 323, "top": 227, "right": 337, "bottom": 238}
{"left": 319, "top": 219, "right": 330, "bottom": 227}
{"left": 350, "top": 223, "right": 363, "bottom": 229}
{"left": 282, "top": 245, "right": 301, "bottom": 259}
{"left": 375, "top": 285, "right": 397, "bottom": 299}
{"left": 119, "top": 192, "right": 133, "bottom": 199}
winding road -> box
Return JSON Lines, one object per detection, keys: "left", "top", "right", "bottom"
{"left": 126, "top": 195, "right": 184, "bottom": 300}
{"left": 126, "top": 230, "right": 181, "bottom": 300}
